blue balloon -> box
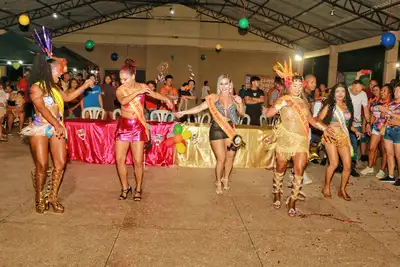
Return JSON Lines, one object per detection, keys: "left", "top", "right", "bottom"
{"left": 381, "top": 32, "right": 397, "bottom": 48}
{"left": 111, "top": 52, "right": 118, "bottom": 61}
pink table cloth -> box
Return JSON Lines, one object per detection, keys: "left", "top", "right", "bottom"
{"left": 65, "top": 119, "right": 176, "bottom": 166}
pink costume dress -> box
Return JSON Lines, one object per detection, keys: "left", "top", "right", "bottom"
{"left": 115, "top": 93, "right": 148, "bottom": 142}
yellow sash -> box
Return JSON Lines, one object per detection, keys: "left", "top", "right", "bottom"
{"left": 280, "top": 95, "right": 309, "bottom": 136}
{"left": 122, "top": 84, "right": 150, "bottom": 139}
{"left": 206, "top": 94, "right": 236, "bottom": 139}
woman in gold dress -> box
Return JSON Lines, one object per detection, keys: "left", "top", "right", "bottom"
{"left": 264, "top": 75, "right": 333, "bottom": 217}
{"left": 318, "top": 84, "right": 361, "bottom": 201}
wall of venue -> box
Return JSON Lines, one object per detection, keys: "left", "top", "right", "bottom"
{"left": 54, "top": 4, "right": 297, "bottom": 94}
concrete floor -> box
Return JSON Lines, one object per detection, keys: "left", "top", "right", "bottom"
{"left": 1, "top": 137, "right": 400, "bottom": 267}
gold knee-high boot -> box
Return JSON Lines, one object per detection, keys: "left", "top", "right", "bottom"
{"left": 286, "top": 175, "right": 306, "bottom": 215}
{"left": 272, "top": 172, "right": 284, "bottom": 208}
{"left": 32, "top": 169, "right": 48, "bottom": 213}
{"left": 48, "top": 169, "right": 65, "bottom": 213}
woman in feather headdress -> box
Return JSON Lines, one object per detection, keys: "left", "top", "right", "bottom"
{"left": 21, "top": 27, "right": 94, "bottom": 214}
{"left": 263, "top": 58, "right": 334, "bottom": 217}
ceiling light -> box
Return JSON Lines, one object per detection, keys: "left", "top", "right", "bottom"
{"left": 169, "top": 8, "right": 174, "bottom": 15}
{"left": 73, "top": 68, "right": 77, "bottom": 72}
{"left": 52, "top": 13, "right": 58, "bottom": 18}
{"left": 294, "top": 54, "right": 303, "bottom": 61}
{"left": 18, "top": 60, "right": 23, "bottom": 64}
{"left": 7, "top": 61, "right": 11, "bottom": 65}
{"left": 396, "top": 62, "right": 400, "bottom": 68}
{"left": 330, "top": 9, "right": 335, "bottom": 16}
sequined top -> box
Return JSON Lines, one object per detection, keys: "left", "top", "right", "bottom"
{"left": 330, "top": 107, "right": 351, "bottom": 126}
{"left": 278, "top": 97, "right": 309, "bottom": 136}
{"left": 33, "top": 95, "right": 62, "bottom": 126}
{"left": 211, "top": 100, "right": 240, "bottom": 126}
{"left": 121, "top": 93, "right": 145, "bottom": 113}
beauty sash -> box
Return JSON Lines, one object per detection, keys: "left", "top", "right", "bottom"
{"left": 122, "top": 84, "right": 150, "bottom": 139}
{"left": 206, "top": 94, "right": 236, "bottom": 140}
{"left": 334, "top": 105, "right": 354, "bottom": 157}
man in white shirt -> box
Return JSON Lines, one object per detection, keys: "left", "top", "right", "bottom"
{"left": 348, "top": 80, "right": 370, "bottom": 177}
{"left": 201, "top": 80, "right": 210, "bottom": 102}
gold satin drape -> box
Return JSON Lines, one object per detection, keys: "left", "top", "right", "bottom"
{"left": 175, "top": 123, "right": 276, "bottom": 168}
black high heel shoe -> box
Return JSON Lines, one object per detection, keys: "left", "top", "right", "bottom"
{"left": 119, "top": 186, "right": 132, "bottom": 200}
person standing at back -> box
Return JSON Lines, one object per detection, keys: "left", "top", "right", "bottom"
{"left": 201, "top": 80, "right": 210, "bottom": 102}
{"left": 244, "top": 76, "right": 264, "bottom": 126}
{"left": 82, "top": 74, "right": 103, "bottom": 118}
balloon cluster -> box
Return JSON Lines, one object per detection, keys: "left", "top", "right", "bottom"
{"left": 187, "top": 64, "right": 195, "bottom": 80}
{"left": 156, "top": 62, "right": 169, "bottom": 84}
{"left": 164, "top": 124, "right": 192, "bottom": 154}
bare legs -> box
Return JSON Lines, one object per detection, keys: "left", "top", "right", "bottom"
{"left": 323, "top": 143, "right": 351, "bottom": 200}
{"left": 367, "top": 134, "right": 381, "bottom": 168}
{"left": 210, "top": 138, "right": 236, "bottom": 194}
{"left": 131, "top": 141, "right": 144, "bottom": 201}
{"left": 115, "top": 140, "right": 144, "bottom": 200}
{"left": 385, "top": 141, "right": 400, "bottom": 178}
{"left": 115, "top": 141, "right": 132, "bottom": 199}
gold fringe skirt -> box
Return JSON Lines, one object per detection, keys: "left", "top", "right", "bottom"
{"left": 275, "top": 125, "right": 309, "bottom": 160}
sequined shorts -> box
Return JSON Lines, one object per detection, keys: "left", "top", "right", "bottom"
{"left": 322, "top": 127, "right": 351, "bottom": 148}
{"left": 115, "top": 116, "right": 148, "bottom": 142}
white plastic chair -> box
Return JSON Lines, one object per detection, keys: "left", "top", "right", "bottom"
{"left": 150, "top": 110, "right": 175, "bottom": 122}
{"left": 240, "top": 114, "right": 251, "bottom": 125}
{"left": 112, "top": 109, "right": 121, "bottom": 120}
{"left": 267, "top": 115, "right": 280, "bottom": 126}
{"left": 82, "top": 107, "right": 105, "bottom": 119}
{"left": 259, "top": 114, "right": 267, "bottom": 126}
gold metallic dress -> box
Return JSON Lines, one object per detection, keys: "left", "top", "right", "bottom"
{"left": 275, "top": 98, "right": 309, "bottom": 160}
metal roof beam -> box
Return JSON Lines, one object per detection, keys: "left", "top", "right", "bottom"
{"left": 224, "top": 0, "right": 347, "bottom": 45}
{"left": 0, "top": 0, "right": 102, "bottom": 29}
{"left": 193, "top": 5, "right": 302, "bottom": 51}
{"left": 321, "top": 0, "right": 400, "bottom": 30}
{"left": 53, "top": 3, "right": 160, "bottom": 37}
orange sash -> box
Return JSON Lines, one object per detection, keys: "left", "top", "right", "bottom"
{"left": 206, "top": 94, "right": 236, "bottom": 139}
{"left": 280, "top": 95, "right": 309, "bottom": 136}
{"left": 122, "top": 84, "right": 149, "bottom": 139}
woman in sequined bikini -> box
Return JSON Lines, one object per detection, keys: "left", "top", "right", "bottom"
{"left": 175, "top": 74, "right": 245, "bottom": 194}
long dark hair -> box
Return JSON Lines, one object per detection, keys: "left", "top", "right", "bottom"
{"left": 29, "top": 53, "right": 57, "bottom": 99}
{"left": 322, "top": 83, "right": 354, "bottom": 130}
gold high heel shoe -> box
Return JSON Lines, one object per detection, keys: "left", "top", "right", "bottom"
{"left": 221, "top": 178, "right": 230, "bottom": 191}
{"left": 215, "top": 181, "right": 223, "bottom": 195}
{"left": 48, "top": 169, "right": 65, "bottom": 213}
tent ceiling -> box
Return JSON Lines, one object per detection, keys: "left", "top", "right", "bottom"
{"left": 1, "top": 0, "right": 399, "bottom": 51}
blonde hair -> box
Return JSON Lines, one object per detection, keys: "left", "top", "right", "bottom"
{"left": 216, "top": 74, "right": 233, "bottom": 95}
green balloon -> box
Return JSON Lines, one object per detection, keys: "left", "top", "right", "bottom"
{"left": 200, "top": 54, "right": 206, "bottom": 60}
{"left": 85, "top": 40, "right": 95, "bottom": 50}
{"left": 238, "top": 17, "right": 249, "bottom": 29}
{"left": 173, "top": 124, "right": 183, "bottom": 135}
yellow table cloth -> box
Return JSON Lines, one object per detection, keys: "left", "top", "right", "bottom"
{"left": 175, "top": 123, "right": 276, "bottom": 168}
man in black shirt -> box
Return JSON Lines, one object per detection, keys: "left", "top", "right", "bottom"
{"left": 244, "top": 76, "right": 264, "bottom": 126}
